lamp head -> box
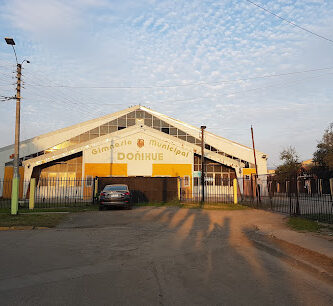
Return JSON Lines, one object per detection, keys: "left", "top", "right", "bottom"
{"left": 4, "top": 37, "right": 15, "bottom": 45}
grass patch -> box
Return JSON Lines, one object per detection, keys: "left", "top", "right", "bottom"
{"left": 183, "top": 203, "right": 250, "bottom": 210}
{"left": 287, "top": 217, "right": 321, "bottom": 232}
{"left": 0, "top": 213, "right": 67, "bottom": 228}
{"left": 0, "top": 205, "right": 99, "bottom": 214}
{"left": 135, "top": 201, "right": 249, "bottom": 210}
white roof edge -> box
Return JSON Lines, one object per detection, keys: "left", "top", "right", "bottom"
{"left": 0, "top": 105, "right": 140, "bottom": 152}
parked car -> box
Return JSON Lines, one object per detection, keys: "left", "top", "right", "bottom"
{"left": 99, "top": 184, "right": 132, "bottom": 210}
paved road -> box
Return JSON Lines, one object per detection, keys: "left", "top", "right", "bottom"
{"left": 0, "top": 207, "right": 333, "bottom": 305}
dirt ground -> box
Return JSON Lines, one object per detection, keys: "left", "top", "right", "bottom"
{"left": 0, "top": 207, "right": 332, "bottom": 305}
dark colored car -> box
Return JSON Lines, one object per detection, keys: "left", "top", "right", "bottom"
{"left": 99, "top": 184, "right": 132, "bottom": 210}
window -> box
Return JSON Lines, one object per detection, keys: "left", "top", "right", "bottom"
{"left": 206, "top": 174, "right": 214, "bottom": 186}
{"left": 135, "top": 110, "right": 144, "bottom": 118}
{"left": 183, "top": 175, "right": 190, "bottom": 187}
{"left": 161, "top": 127, "right": 170, "bottom": 134}
{"left": 194, "top": 177, "right": 199, "bottom": 186}
{"left": 118, "top": 116, "right": 126, "bottom": 126}
{"left": 118, "top": 126, "right": 126, "bottom": 131}
{"left": 186, "top": 136, "right": 195, "bottom": 143}
{"left": 170, "top": 128, "right": 177, "bottom": 135}
{"left": 127, "top": 118, "right": 135, "bottom": 126}
{"left": 215, "top": 174, "right": 222, "bottom": 186}
{"left": 144, "top": 118, "right": 152, "bottom": 126}
{"left": 127, "top": 111, "right": 135, "bottom": 119}
{"left": 222, "top": 174, "right": 229, "bottom": 186}
{"left": 103, "top": 185, "right": 128, "bottom": 191}
{"left": 85, "top": 176, "right": 93, "bottom": 187}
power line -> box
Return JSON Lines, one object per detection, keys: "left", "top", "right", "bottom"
{"left": 146, "top": 71, "right": 333, "bottom": 104}
{"left": 23, "top": 66, "right": 333, "bottom": 89}
{"left": 245, "top": 0, "right": 333, "bottom": 44}
{"left": 20, "top": 69, "right": 333, "bottom": 109}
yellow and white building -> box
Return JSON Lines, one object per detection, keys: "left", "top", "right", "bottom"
{"left": 0, "top": 105, "right": 268, "bottom": 197}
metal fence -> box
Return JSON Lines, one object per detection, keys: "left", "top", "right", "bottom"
{"left": 1, "top": 174, "right": 332, "bottom": 224}
{"left": 239, "top": 175, "right": 333, "bottom": 224}
{"left": 0, "top": 178, "right": 94, "bottom": 209}
{"left": 180, "top": 178, "right": 234, "bottom": 204}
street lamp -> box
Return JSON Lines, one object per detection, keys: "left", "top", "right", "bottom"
{"left": 4, "top": 37, "right": 30, "bottom": 215}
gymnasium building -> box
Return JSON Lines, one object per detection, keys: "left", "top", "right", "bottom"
{"left": 0, "top": 105, "right": 268, "bottom": 198}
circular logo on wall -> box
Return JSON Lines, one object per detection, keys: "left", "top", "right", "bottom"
{"left": 137, "top": 139, "right": 144, "bottom": 148}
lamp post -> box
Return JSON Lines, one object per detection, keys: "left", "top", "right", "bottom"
{"left": 5, "top": 38, "right": 29, "bottom": 215}
{"left": 200, "top": 125, "right": 206, "bottom": 204}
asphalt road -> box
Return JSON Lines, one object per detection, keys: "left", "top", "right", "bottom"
{"left": 0, "top": 207, "right": 333, "bottom": 305}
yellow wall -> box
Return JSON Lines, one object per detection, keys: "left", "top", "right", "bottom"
{"left": 3, "top": 166, "right": 25, "bottom": 198}
{"left": 152, "top": 164, "right": 192, "bottom": 177}
{"left": 152, "top": 164, "right": 192, "bottom": 196}
{"left": 242, "top": 168, "right": 256, "bottom": 176}
{"left": 84, "top": 163, "right": 127, "bottom": 177}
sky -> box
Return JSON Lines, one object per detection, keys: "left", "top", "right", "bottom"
{"left": 0, "top": 0, "right": 332, "bottom": 168}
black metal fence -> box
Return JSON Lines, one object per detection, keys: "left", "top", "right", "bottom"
{"left": 239, "top": 175, "right": 333, "bottom": 224}
{"left": 180, "top": 177, "right": 235, "bottom": 204}
{"left": 0, "top": 178, "right": 94, "bottom": 209}
{"left": 1, "top": 175, "right": 332, "bottom": 224}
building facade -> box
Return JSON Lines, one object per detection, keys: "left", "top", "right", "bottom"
{"left": 0, "top": 105, "right": 268, "bottom": 197}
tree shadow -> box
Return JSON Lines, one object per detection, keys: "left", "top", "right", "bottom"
{"left": 134, "top": 206, "right": 332, "bottom": 304}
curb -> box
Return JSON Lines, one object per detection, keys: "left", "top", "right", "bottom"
{"left": 0, "top": 226, "right": 50, "bottom": 231}
{"left": 249, "top": 231, "right": 333, "bottom": 284}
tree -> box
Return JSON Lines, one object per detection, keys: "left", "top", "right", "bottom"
{"left": 313, "top": 123, "right": 333, "bottom": 170}
{"left": 275, "top": 146, "right": 301, "bottom": 180}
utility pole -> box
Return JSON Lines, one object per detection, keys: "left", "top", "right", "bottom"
{"left": 11, "top": 63, "right": 22, "bottom": 214}
{"left": 251, "top": 125, "right": 259, "bottom": 203}
{"left": 5, "top": 38, "right": 29, "bottom": 215}
{"left": 201, "top": 126, "right": 206, "bottom": 204}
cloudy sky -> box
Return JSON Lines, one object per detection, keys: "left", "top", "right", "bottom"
{"left": 0, "top": 0, "right": 332, "bottom": 167}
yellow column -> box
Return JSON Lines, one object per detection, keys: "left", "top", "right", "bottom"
{"left": 29, "top": 178, "right": 36, "bottom": 210}
{"left": 94, "top": 178, "right": 99, "bottom": 197}
{"left": 233, "top": 178, "right": 238, "bottom": 204}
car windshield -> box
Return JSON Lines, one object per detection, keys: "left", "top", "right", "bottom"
{"left": 103, "top": 185, "right": 128, "bottom": 191}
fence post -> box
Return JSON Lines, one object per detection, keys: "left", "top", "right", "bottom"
{"left": 330, "top": 178, "right": 333, "bottom": 201}
{"left": 295, "top": 178, "right": 300, "bottom": 216}
{"left": 29, "top": 178, "right": 36, "bottom": 210}
{"left": 287, "top": 180, "right": 292, "bottom": 216}
{"left": 233, "top": 178, "right": 238, "bottom": 204}
{"left": 319, "top": 179, "right": 323, "bottom": 196}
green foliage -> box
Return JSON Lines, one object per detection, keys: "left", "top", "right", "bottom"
{"left": 275, "top": 146, "right": 301, "bottom": 180}
{"left": 313, "top": 123, "right": 333, "bottom": 170}
{"left": 287, "top": 217, "right": 321, "bottom": 232}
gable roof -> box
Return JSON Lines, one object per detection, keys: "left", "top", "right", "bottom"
{"left": 0, "top": 105, "right": 267, "bottom": 166}
{"left": 22, "top": 123, "right": 243, "bottom": 171}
